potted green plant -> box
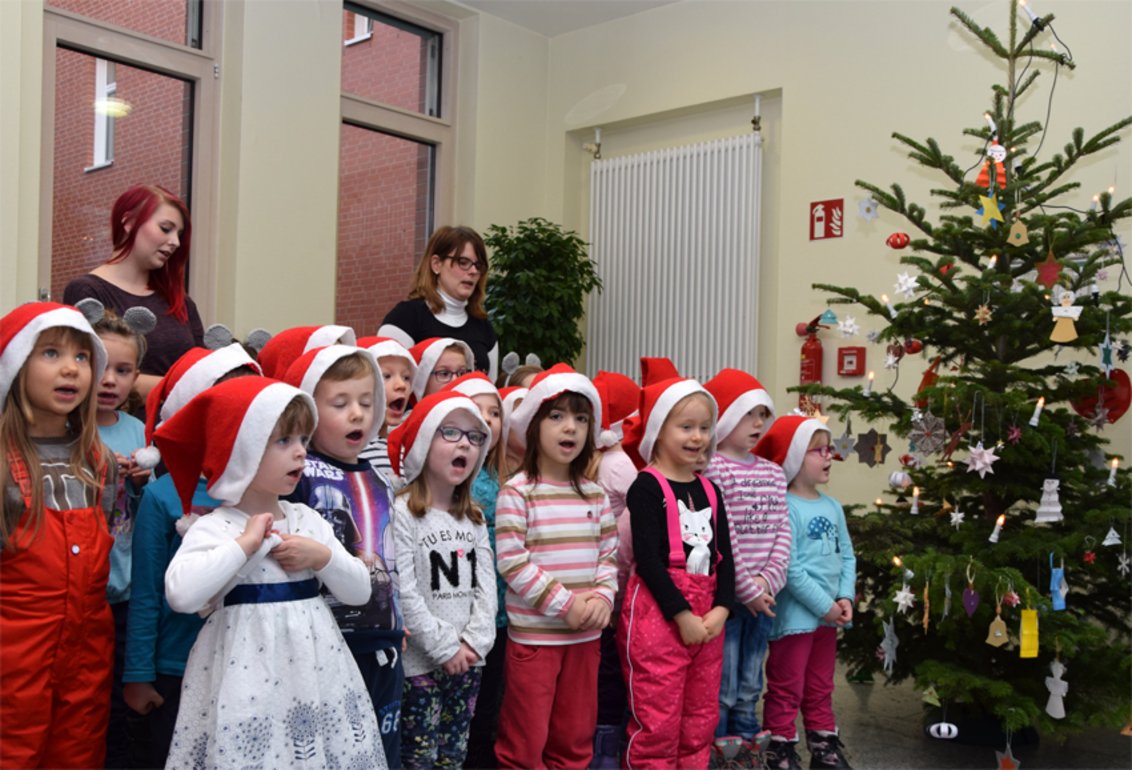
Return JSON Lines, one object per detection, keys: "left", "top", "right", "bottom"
{"left": 485, "top": 217, "right": 602, "bottom": 367}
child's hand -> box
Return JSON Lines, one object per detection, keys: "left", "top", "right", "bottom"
{"left": 703, "top": 606, "right": 729, "bottom": 641}
{"left": 579, "top": 595, "right": 612, "bottom": 630}
{"left": 402, "top": 626, "right": 411, "bottom": 652}
{"left": 836, "top": 598, "right": 854, "bottom": 626}
{"left": 271, "top": 534, "right": 331, "bottom": 572}
{"left": 748, "top": 592, "right": 776, "bottom": 618}
{"left": 821, "top": 602, "right": 843, "bottom": 624}
{"left": 123, "top": 453, "right": 151, "bottom": 485}
{"left": 123, "top": 682, "right": 164, "bottom": 715}
{"left": 675, "top": 611, "right": 709, "bottom": 646}
{"left": 564, "top": 592, "right": 594, "bottom": 630}
{"left": 442, "top": 642, "right": 478, "bottom": 675}
{"left": 237, "top": 513, "right": 275, "bottom": 556}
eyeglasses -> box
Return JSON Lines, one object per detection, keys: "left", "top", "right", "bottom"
{"left": 444, "top": 255, "right": 487, "bottom": 273}
{"left": 807, "top": 445, "right": 833, "bottom": 458}
{"left": 437, "top": 426, "right": 488, "bottom": 446}
{"left": 431, "top": 368, "right": 469, "bottom": 383}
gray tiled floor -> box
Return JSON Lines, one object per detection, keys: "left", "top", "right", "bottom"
{"left": 826, "top": 664, "right": 1130, "bottom": 769}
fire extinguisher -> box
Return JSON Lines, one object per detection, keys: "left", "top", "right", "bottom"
{"left": 796, "top": 316, "right": 826, "bottom": 408}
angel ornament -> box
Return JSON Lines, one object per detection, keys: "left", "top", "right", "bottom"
{"left": 1045, "top": 659, "right": 1068, "bottom": 719}
{"left": 1050, "top": 289, "right": 1083, "bottom": 344}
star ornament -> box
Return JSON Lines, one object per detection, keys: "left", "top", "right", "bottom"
{"left": 974, "top": 304, "right": 994, "bottom": 325}
{"left": 1007, "top": 424, "right": 1022, "bottom": 445}
{"left": 978, "top": 193, "right": 1005, "bottom": 227}
{"left": 894, "top": 583, "right": 916, "bottom": 613}
{"left": 964, "top": 441, "right": 1000, "bottom": 478}
{"left": 858, "top": 197, "right": 880, "bottom": 222}
{"left": 950, "top": 509, "right": 966, "bottom": 530}
{"left": 831, "top": 432, "right": 857, "bottom": 461}
{"left": 996, "top": 742, "right": 1022, "bottom": 770}
{"left": 1036, "top": 248, "right": 1061, "bottom": 288}
{"left": 838, "top": 315, "right": 860, "bottom": 338}
{"left": 1118, "top": 552, "right": 1130, "bottom": 577}
{"left": 894, "top": 272, "right": 919, "bottom": 299}
{"left": 884, "top": 352, "right": 900, "bottom": 369}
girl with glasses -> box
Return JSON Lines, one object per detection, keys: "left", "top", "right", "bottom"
{"left": 379, "top": 226, "right": 500, "bottom": 380}
{"left": 388, "top": 392, "right": 497, "bottom": 768}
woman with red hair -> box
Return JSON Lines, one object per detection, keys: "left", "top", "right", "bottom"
{"left": 64, "top": 185, "right": 204, "bottom": 398}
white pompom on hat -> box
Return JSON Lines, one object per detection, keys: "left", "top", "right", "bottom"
{"left": 752, "top": 415, "right": 831, "bottom": 484}
{"left": 622, "top": 377, "right": 717, "bottom": 469}
{"left": 387, "top": 391, "right": 489, "bottom": 484}
{"left": 256, "top": 325, "right": 357, "bottom": 379}
{"left": 509, "top": 363, "right": 601, "bottom": 451}
{"left": 137, "top": 343, "right": 262, "bottom": 469}
{"left": 408, "top": 337, "right": 475, "bottom": 401}
{"left": 282, "top": 345, "right": 385, "bottom": 446}
{"left": 153, "top": 377, "right": 317, "bottom": 512}
{"left": 0, "top": 302, "right": 107, "bottom": 409}
{"left": 703, "top": 368, "right": 776, "bottom": 444}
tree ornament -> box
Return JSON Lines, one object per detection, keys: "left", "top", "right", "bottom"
{"left": 1117, "top": 552, "right": 1130, "bottom": 578}
{"left": 1045, "top": 659, "right": 1068, "bottom": 719}
{"left": 1102, "top": 527, "right": 1122, "bottom": 547}
{"left": 831, "top": 430, "right": 857, "bottom": 461}
{"left": 941, "top": 574, "right": 952, "bottom": 620}
{"left": 819, "top": 307, "right": 839, "bottom": 325}
{"left": 1034, "top": 478, "right": 1064, "bottom": 524}
{"left": 858, "top": 197, "right": 879, "bottom": 222}
{"left": 995, "top": 740, "right": 1021, "bottom": 770}
{"left": 963, "top": 563, "right": 980, "bottom": 617}
{"left": 1100, "top": 330, "right": 1115, "bottom": 378}
{"left": 908, "top": 410, "right": 947, "bottom": 455}
{"left": 974, "top": 303, "right": 994, "bottom": 325}
{"left": 977, "top": 193, "right": 1005, "bottom": 227}
{"left": 950, "top": 508, "right": 966, "bottom": 530}
{"left": 894, "top": 582, "right": 916, "bottom": 613}
{"left": 886, "top": 232, "right": 911, "bottom": 249}
{"left": 1083, "top": 536, "right": 1097, "bottom": 565}
{"left": 1050, "top": 554, "right": 1068, "bottom": 611}
{"left": 922, "top": 579, "right": 931, "bottom": 633}
{"left": 879, "top": 617, "right": 899, "bottom": 675}
{"left": 1118, "top": 340, "right": 1131, "bottom": 363}
{"left": 929, "top": 721, "right": 959, "bottom": 739}
{"left": 964, "top": 441, "right": 1000, "bottom": 478}
{"left": 894, "top": 271, "right": 918, "bottom": 298}
{"left": 1035, "top": 248, "right": 1061, "bottom": 288}
{"left": 986, "top": 605, "right": 1009, "bottom": 647}
{"left": 903, "top": 338, "right": 924, "bottom": 354}
{"left": 1006, "top": 424, "right": 1022, "bottom": 444}
{"left": 1063, "top": 360, "right": 1081, "bottom": 377}
{"left": 888, "top": 470, "right": 912, "bottom": 490}
{"left": 855, "top": 428, "right": 892, "bottom": 467}
{"left": 1007, "top": 214, "right": 1030, "bottom": 246}
{"left": 837, "top": 315, "right": 860, "bottom": 337}
{"left": 976, "top": 140, "right": 1007, "bottom": 190}
{"left": 1050, "top": 290, "right": 1082, "bottom": 343}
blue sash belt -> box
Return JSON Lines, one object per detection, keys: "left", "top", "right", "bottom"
{"left": 224, "top": 578, "right": 320, "bottom": 607}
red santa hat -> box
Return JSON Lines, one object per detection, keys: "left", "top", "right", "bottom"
{"left": 640, "top": 356, "right": 681, "bottom": 386}
{"left": 282, "top": 345, "right": 385, "bottom": 446}
{"left": 153, "top": 377, "right": 317, "bottom": 513}
{"left": 703, "top": 368, "right": 776, "bottom": 444}
{"left": 137, "top": 343, "right": 262, "bottom": 469}
{"left": 622, "top": 377, "right": 717, "bottom": 469}
{"left": 357, "top": 335, "right": 418, "bottom": 380}
{"left": 593, "top": 370, "right": 641, "bottom": 450}
{"left": 387, "top": 391, "right": 489, "bottom": 483}
{"left": 499, "top": 385, "right": 527, "bottom": 451}
{"left": 509, "top": 364, "right": 601, "bottom": 450}
{"left": 256, "top": 325, "right": 357, "bottom": 379}
{"left": 0, "top": 302, "right": 107, "bottom": 409}
{"left": 444, "top": 371, "right": 499, "bottom": 401}
{"left": 409, "top": 337, "right": 475, "bottom": 400}
{"left": 752, "top": 415, "right": 830, "bottom": 484}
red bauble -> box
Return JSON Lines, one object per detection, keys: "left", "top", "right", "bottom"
{"left": 886, "top": 232, "right": 911, "bottom": 249}
{"left": 904, "top": 339, "right": 924, "bottom": 354}
{"left": 1071, "top": 369, "right": 1130, "bottom": 424}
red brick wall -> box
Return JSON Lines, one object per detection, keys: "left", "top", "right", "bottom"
{"left": 51, "top": 47, "right": 189, "bottom": 301}
{"left": 50, "top": 0, "right": 189, "bottom": 46}
{"left": 341, "top": 11, "right": 435, "bottom": 115}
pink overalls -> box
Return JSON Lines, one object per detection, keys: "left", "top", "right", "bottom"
{"left": 0, "top": 450, "right": 113, "bottom": 768}
{"left": 618, "top": 469, "right": 725, "bottom": 769}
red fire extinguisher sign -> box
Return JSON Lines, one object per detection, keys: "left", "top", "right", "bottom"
{"left": 809, "top": 199, "right": 844, "bottom": 241}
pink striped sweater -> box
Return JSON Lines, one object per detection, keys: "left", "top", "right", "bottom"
{"left": 495, "top": 473, "right": 618, "bottom": 645}
{"left": 704, "top": 452, "right": 791, "bottom": 605}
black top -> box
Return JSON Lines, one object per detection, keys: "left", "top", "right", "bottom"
{"left": 380, "top": 298, "right": 496, "bottom": 374}
{"left": 628, "top": 472, "right": 735, "bottom": 620}
{"left": 63, "top": 273, "right": 204, "bottom": 377}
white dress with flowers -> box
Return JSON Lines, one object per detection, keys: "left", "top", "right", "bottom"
{"left": 164, "top": 501, "right": 386, "bottom": 770}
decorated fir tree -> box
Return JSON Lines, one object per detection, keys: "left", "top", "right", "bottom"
{"left": 799, "top": 2, "right": 1132, "bottom": 740}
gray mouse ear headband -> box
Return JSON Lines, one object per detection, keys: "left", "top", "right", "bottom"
{"left": 203, "top": 323, "right": 273, "bottom": 354}
{"left": 74, "top": 298, "right": 157, "bottom": 337}
{"left": 501, "top": 351, "right": 520, "bottom": 377}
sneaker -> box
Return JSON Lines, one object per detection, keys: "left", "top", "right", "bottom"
{"left": 805, "top": 730, "right": 852, "bottom": 769}
{"left": 764, "top": 737, "right": 802, "bottom": 770}
{"left": 590, "top": 724, "right": 621, "bottom": 770}
{"left": 710, "top": 736, "right": 744, "bottom": 769}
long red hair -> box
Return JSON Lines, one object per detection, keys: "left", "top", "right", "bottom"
{"left": 108, "top": 184, "right": 192, "bottom": 322}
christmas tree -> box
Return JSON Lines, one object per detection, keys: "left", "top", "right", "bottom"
{"left": 799, "top": 2, "right": 1132, "bottom": 739}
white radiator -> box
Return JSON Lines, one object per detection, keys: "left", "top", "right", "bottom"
{"left": 586, "top": 132, "right": 762, "bottom": 382}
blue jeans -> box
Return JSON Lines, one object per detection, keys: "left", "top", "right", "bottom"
{"left": 716, "top": 608, "right": 772, "bottom": 739}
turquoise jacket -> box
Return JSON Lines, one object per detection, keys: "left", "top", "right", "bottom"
{"left": 471, "top": 467, "right": 508, "bottom": 628}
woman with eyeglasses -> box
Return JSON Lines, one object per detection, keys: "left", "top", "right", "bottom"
{"left": 379, "top": 226, "right": 499, "bottom": 381}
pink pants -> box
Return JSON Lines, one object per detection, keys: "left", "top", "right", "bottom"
{"left": 762, "top": 625, "right": 838, "bottom": 739}
{"left": 495, "top": 638, "right": 600, "bottom": 769}
{"left": 619, "top": 571, "right": 724, "bottom": 770}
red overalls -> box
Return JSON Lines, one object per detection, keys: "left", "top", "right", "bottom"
{"left": 1, "top": 450, "right": 113, "bottom": 768}
{"left": 618, "top": 469, "right": 725, "bottom": 770}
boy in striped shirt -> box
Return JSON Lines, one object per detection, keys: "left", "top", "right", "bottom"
{"left": 704, "top": 370, "right": 791, "bottom": 766}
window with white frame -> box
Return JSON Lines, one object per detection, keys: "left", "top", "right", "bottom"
{"left": 344, "top": 12, "right": 373, "bottom": 46}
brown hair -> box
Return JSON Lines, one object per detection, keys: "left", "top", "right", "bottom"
{"left": 93, "top": 309, "right": 146, "bottom": 414}
{"left": 398, "top": 474, "right": 483, "bottom": 524}
{"left": 275, "top": 395, "right": 316, "bottom": 438}
{"left": 520, "top": 392, "right": 596, "bottom": 496}
{"left": 1, "top": 327, "right": 108, "bottom": 550}
{"left": 408, "top": 226, "right": 489, "bottom": 319}
{"left": 496, "top": 363, "right": 543, "bottom": 389}
{"left": 321, "top": 351, "right": 377, "bottom": 384}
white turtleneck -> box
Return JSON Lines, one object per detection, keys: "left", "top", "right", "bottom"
{"left": 378, "top": 289, "right": 499, "bottom": 380}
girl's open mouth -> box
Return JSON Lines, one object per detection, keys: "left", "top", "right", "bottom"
{"left": 347, "top": 430, "right": 364, "bottom": 443}
{"left": 387, "top": 397, "right": 406, "bottom": 415}
{"left": 452, "top": 456, "right": 468, "bottom": 469}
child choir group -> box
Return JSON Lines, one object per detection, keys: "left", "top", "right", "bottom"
{"left": 0, "top": 301, "right": 858, "bottom": 770}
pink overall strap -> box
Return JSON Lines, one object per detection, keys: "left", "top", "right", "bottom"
{"left": 642, "top": 468, "right": 718, "bottom": 568}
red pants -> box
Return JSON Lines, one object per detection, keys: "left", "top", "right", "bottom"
{"left": 762, "top": 626, "right": 838, "bottom": 739}
{"left": 495, "top": 638, "right": 600, "bottom": 769}
{"left": 619, "top": 571, "right": 723, "bottom": 770}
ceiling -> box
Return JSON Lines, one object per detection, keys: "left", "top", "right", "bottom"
{"left": 460, "top": 0, "right": 680, "bottom": 37}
